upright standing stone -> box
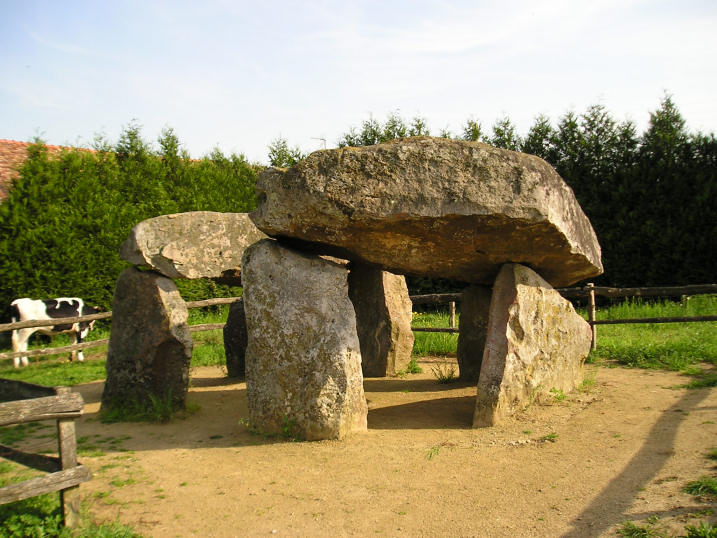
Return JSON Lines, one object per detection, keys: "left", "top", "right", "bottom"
{"left": 473, "top": 264, "right": 592, "bottom": 427}
{"left": 457, "top": 285, "right": 492, "bottom": 383}
{"left": 101, "top": 268, "right": 193, "bottom": 412}
{"left": 223, "top": 298, "right": 247, "bottom": 378}
{"left": 348, "top": 264, "right": 414, "bottom": 377}
{"left": 242, "top": 239, "right": 367, "bottom": 441}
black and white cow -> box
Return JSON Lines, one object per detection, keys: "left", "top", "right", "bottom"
{"left": 10, "top": 297, "right": 101, "bottom": 368}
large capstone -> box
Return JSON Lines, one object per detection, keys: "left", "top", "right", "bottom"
{"left": 348, "top": 264, "right": 414, "bottom": 377}
{"left": 251, "top": 137, "right": 602, "bottom": 287}
{"left": 101, "top": 267, "right": 193, "bottom": 412}
{"left": 473, "top": 264, "right": 592, "bottom": 427}
{"left": 242, "top": 239, "right": 367, "bottom": 440}
{"left": 456, "top": 285, "right": 492, "bottom": 383}
{"left": 119, "top": 211, "right": 266, "bottom": 281}
{"left": 223, "top": 298, "right": 247, "bottom": 378}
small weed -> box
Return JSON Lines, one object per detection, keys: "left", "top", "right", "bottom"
{"left": 617, "top": 519, "right": 669, "bottom": 537}
{"left": 110, "top": 477, "right": 136, "bottom": 488}
{"left": 280, "top": 416, "right": 303, "bottom": 441}
{"left": 398, "top": 358, "right": 423, "bottom": 376}
{"left": 523, "top": 430, "right": 532, "bottom": 435}
{"left": 683, "top": 476, "right": 717, "bottom": 498}
{"left": 550, "top": 388, "right": 567, "bottom": 401}
{"left": 541, "top": 433, "right": 559, "bottom": 443}
{"left": 431, "top": 363, "right": 458, "bottom": 383}
{"left": 683, "top": 521, "right": 717, "bottom": 537}
{"left": 427, "top": 445, "right": 441, "bottom": 460}
{"left": 180, "top": 481, "right": 188, "bottom": 487}
{"left": 100, "top": 390, "right": 183, "bottom": 423}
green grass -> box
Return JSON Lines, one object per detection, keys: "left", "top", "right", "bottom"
{"left": 584, "top": 295, "right": 717, "bottom": 374}
{"left": 411, "top": 311, "right": 459, "bottom": 357}
{"left": 683, "top": 476, "right": 717, "bottom": 498}
{"left": 0, "top": 460, "right": 140, "bottom": 537}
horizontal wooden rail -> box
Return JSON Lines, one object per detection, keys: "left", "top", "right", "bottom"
{"left": 410, "top": 293, "right": 462, "bottom": 305}
{"left": 557, "top": 284, "right": 717, "bottom": 299}
{"left": 412, "top": 327, "right": 460, "bottom": 334}
{"left": 0, "top": 465, "right": 91, "bottom": 505}
{"left": 592, "top": 315, "right": 717, "bottom": 325}
{"left": 0, "top": 311, "right": 112, "bottom": 333}
{"left": 189, "top": 323, "right": 226, "bottom": 333}
{"left": 0, "top": 339, "right": 109, "bottom": 362}
{"left": 0, "top": 392, "right": 84, "bottom": 427}
{"left": 0, "top": 444, "right": 62, "bottom": 473}
{"left": 185, "top": 297, "right": 241, "bottom": 309}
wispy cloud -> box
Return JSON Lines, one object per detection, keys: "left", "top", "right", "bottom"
{"left": 29, "top": 31, "right": 90, "bottom": 56}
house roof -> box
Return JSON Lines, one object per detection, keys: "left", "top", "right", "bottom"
{"left": 0, "top": 139, "right": 93, "bottom": 201}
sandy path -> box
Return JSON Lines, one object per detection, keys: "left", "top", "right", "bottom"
{"left": 66, "top": 360, "right": 716, "bottom": 537}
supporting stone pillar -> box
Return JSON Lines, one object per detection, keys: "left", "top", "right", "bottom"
{"left": 347, "top": 263, "right": 414, "bottom": 377}
{"left": 242, "top": 240, "right": 367, "bottom": 441}
{"left": 456, "top": 285, "right": 492, "bottom": 383}
{"left": 101, "top": 267, "right": 193, "bottom": 413}
{"left": 473, "top": 264, "right": 592, "bottom": 427}
{"left": 223, "top": 298, "right": 247, "bottom": 378}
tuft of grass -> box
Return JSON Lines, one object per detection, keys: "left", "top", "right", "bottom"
{"left": 396, "top": 358, "right": 423, "bottom": 377}
{"left": 427, "top": 445, "right": 441, "bottom": 460}
{"left": 431, "top": 362, "right": 458, "bottom": 383}
{"left": 683, "top": 476, "right": 717, "bottom": 499}
{"left": 683, "top": 521, "right": 717, "bottom": 537}
{"left": 706, "top": 448, "right": 717, "bottom": 461}
{"left": 550, "top": 388, "right": 567, "bottom": 401}
{"left": 540, "top": 432, "right": 559, "bottom": 443}
{"left": 616, "top": 519, "right": 669, "bottom": 537}
{"left": 100, "top": 390, "right": 182, "bottom": 424}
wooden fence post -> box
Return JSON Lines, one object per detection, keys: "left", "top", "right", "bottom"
{"left": 55, "top": 387, "right": 80, "bottom": 528}
{"left": 588, "top": 283, "right": 597, "bottom": 350}
{"left": 449, "top": 301, "right": 456, "bottom": 329}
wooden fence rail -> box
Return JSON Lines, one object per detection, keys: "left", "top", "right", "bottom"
{"left": 1, "top": 284, "right": 715, "bottom": 360}
{"left": 0, "top": 383, "right": 90, "bottom": 528}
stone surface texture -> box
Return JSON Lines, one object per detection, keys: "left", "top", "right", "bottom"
{"left": 251, "top": 137, "right": 602, "bottom": 287}
{"left": 119, "top": 211, "right": 266, "bottom": 280}
{"left": 456, "top": 285, "right": 492, "bottom": 383}
{"left": 348, "top": 264, "right": 414, "bottom": 377}
{"left": 473, "top": 264, "right": 592, "bottom": 427}
{"left": 223, "top": 298, "right": 247, "bottom": 378}
{"left": 242, "top": 239, "right": 368, "bottom": 440}
{"left": 101, "top": 267, "right": 193, "bottom": 411}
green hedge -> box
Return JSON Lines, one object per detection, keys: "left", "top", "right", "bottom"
{"left": 0, "top": 126, "right": 258, "bottom": 317}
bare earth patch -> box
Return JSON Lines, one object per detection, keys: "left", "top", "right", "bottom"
{"left": 64, "top": 359, "right": 716, "bottom": 537}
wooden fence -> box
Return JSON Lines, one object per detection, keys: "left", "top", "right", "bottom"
{"left": 0, "top": 380, "right": 90, "bottom": 527}
{"left": 0, "top": 297, "right": 241, "bottom": 363}
{"left": 1, "top": 285, "right": 715, "bottom": 362}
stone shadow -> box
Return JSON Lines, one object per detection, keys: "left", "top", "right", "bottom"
{"left": 561, "top": 388, "right": 714, "bottom": 537}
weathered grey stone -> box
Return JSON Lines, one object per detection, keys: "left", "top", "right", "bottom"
{"left": 101, "top": 267, "right": 193, "bottom": 412}
{"left": 473, "top": 264, "right": 592, "bottom": 427}
{"left": 119, "top": 211, "right": 266, "bottom": 280}
{"left": 242, "top": 239, "right": 367, "bottom": 440}
{"left": 348, "top": 264, "right": 414, "bottom": 377}
{"left": 223, "top": 298, "right": 247, "bottom": 378}
{"left": 457, "top": 285, "right": 492, "bottom": 383}
{"left": 251, "top": 137, "right": 602, "bottom": 287}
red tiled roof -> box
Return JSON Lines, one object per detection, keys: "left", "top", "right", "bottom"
{"left": 0, "top": 139, "right": 95, "bottom": 201}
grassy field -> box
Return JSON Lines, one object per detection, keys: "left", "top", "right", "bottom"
{"left": 1, "top": 297, "right": 715, "bottom": 388}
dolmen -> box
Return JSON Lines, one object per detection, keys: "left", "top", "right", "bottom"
{"left": 246, "top": 137, "right": 600, "bottom": 437}
{"left": 102, "top": 136, "right": 601, "bottom": 439}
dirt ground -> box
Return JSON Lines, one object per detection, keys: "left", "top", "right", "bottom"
{"left": 64, "top": 358, "right": 716, "bottom": 537}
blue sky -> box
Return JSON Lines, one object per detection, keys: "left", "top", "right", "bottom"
{"left": 1, "top": 0, "right": 716, "bottom": 163}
